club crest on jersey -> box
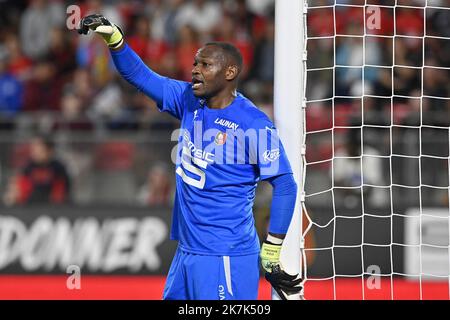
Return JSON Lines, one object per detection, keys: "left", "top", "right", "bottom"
{"left": 214, "top": 118, "right": 239, "bottom": 131}
{"left": 215, "top": 131, "right": 227, "bottom": 145}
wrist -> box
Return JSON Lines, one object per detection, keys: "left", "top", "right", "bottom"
{"left": 266, "top": 234, "right": 283, "bottom": 245}
{"left": 95, "top": 24, "right": 124, "bottom": 48}
{"left": 105, "top": 28, "right": 123, "bottom": 48}
{"left": 260, "top": 241, "right": 282, "bottom": 273}
{"left": 107, "top": 27, "right": 123, "bottom": 48}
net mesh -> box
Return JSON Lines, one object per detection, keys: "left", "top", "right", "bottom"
{"left": 301, "top": 0, "right": 450, "bottom": 300}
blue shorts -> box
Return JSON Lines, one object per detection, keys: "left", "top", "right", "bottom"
{"left": 163, "top": 247, "right": 260, "bottom": 300}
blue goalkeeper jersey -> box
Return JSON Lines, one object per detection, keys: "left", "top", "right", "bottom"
{"left": 159, "top": 81, "right": 293, "bottom": 256}
{"left": 111, "top": 45, "right": 293, "bottom": 256}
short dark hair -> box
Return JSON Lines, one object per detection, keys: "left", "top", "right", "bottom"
{"left": 205, "top": 42, "right": 243, "bottom": 74}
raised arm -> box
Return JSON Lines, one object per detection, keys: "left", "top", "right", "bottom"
{"left": 77, "top": 14, "right": 190, "bottom": 120}
{"left": 110, "top": 43, "right": 165, "bottom": 106}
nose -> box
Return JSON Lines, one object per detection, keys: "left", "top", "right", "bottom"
{"left": 192, "top": 64, "right": 200, "bottom": 76}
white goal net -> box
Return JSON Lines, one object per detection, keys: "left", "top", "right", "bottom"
{"left": 301, "top": 0, "right": 450, "bottom": 300}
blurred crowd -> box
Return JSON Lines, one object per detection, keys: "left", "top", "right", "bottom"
{"left": 0, "top": 0, "right": 277, "bottom": 206}
{"left": 307, "top": 0, "right": 449, "bottom": 123}
{"left": 305, "top": 0, "right": 450, "bottom": 208}
{"left": 0, "top": 0, "right": 449, "bottom": 208}
{"left": 0, "top": 0, "right": 277, "bottom": 132}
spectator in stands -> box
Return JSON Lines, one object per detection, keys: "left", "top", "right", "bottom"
{"left": 88, "top": 74, "right": 125, "bottom": 126}
{"left": 175, "top": 24, "right": 200, "bottom": 81}
{"left": 127, "top": 14, "right": 169, "bottom": 74}
{"left": 423, "top": 58, "right": 448, "bottom": 99}
{"left": 335, "top": 23, "right": 382, "bottom": 96}
{"left": 20, "top": 0, "right": 65, "bottom": 60}
{"left": 395, "top": 37, "right": 421, "bottom": 67}
{"left": 0, "top": 48, "right": 23, "bottom": 127}
{"left": 70, "top": 67, "right": 95, "bottom": 107}
{"left": 246, "top": 0, "right": 274, "bottom": 17}
{"left": 0, "top": 1, "right": 26, "bottom": 28}
{"left": 3, "top": 34, "right": 33, "bottom": 82}
{"left": 396, "top": 7, "right": 424, "bottom": 38}
{"left": 48, "top": 27, "right": 77, "bottom": 79}
{"left": 175, "top": 0, "right": 222, "bottom": 41}
{"left": 3, "top": 175, "right": 20, "bottom": 207}
{"left": 53, "top": 89, "right": 93, "bottom": 131}
{"left": 80, "top": 0, "right": 124, "bottom": 30}
{"left": 247, "top": 16, "right": 274, "bottom": 102}
{"left": 137, "top": 162, "right": 172, "bottom": 206}
{"left": 4, "top": 136, "right": 71, "bottom": 205}
{"left": 142, "top": 0, "right": 170, "bottom": 43}
{"left": 76, "top": 0, "right": 124, "bottom": 89}
{"left": 76, "top": 32, "right": 114, "bottom": 88}
{"left": 22, "top": 58, "right": 63, "bottom": 111}
{"left": 332, "top": 125, "right": 387, "bottom": 208}
{"left": 1, "top": 0, "right": 448, "bottom": 209}
{"left": 230, "top": 0, "right": 263, "bottom": 40}
{"left": 157, "top": 47, "right": 181, "bottom": 79}
{"left": 52, "top": 67, "right": 95, "bottom": 131}
{"left": 307, "top": 0, "right": 335, "bottom": 37}
{"left": 127, "top": 15, "right": 153, "bottom": 59}
{"left": 250, "top": 16, "right": 274, "bottom": 82}
{"left": 394, "top": 67, "right": 421, "bottom": 98}
{"left": 214, "top": 13, "right": 253, "bottom": 80}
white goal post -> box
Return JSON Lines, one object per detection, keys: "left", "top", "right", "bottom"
{"left": 273, "top": 0, "right": 306, "bottom": 300}
{"left": 274, "top": 0, "right": 450, "bottom": 300}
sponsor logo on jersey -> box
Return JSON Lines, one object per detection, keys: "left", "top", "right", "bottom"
{"left": 218, "top": 285, "right": 226, "bottom": 300}
{"left": 263, "top": 149, "right": 280, "bottom": 162}
{"left": 214, "top": 118, "right": 239, "bottom": 131}
{"left": 183, "top": 130, "right": 215, "bottom": 163}
{"left": 214, "top": 131, "right": 227, "bottom": 145}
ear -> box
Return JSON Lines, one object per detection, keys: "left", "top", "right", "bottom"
{"left": 225, "top": 65, "right": 239, "bottom": 81}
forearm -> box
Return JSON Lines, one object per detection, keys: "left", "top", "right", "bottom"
{"left": 260, "top": 175, "right": 303, "bottom": 298}
{"left": 78, "top": 15, "right": 170, "bottom": 107}
{"left": 110, "top": 43, "right": 165, "bottom": 105}
{"left": 267, "top": 173, "right": 298, "bottom": 239}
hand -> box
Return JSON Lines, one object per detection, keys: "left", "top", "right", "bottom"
{"left": 260, "top": 241, "right": 303, "bottom": 300}
{"left": 77, "top": 14, "right": 124, "bottom": 49}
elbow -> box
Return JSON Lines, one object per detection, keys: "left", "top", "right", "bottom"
{"left": 270, "top": 173, "right": 298, "bottom": 196}
{"left": 284, "top": 174, "right": 298, "bottom": 197}
{"left": 289, "top": 174, "right": 298, "bottom": 194}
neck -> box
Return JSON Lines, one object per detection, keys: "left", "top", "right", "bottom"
{"left": 206, "top": 89, "right": 237, "bottom": 109}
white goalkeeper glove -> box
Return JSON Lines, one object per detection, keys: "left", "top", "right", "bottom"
{"left": 260, "top": 235, "right": 303, "bottom": 300}
{"left": 77, "top": 14, "right": 124, "bottom": 49}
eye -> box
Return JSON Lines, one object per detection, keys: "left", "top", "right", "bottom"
{"left": 193, "top": 62, "right": 198, "bottom": 67}
{"left": 203, "top": 62, "right": 209, "bottom": 67}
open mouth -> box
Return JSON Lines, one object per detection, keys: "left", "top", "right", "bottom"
{"left": 192, "top": 78, "right": 204, "bottom": 90}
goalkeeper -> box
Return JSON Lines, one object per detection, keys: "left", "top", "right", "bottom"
{"left": 77, "top": 14, "right": 302, "bottom": 300}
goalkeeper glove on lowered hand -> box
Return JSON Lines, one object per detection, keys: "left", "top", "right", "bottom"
{"left": 77, "top": 14, "right": 124, "bottom": 49}
{"left": 260, "top": 236, "right": 303, "bottom": 300}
